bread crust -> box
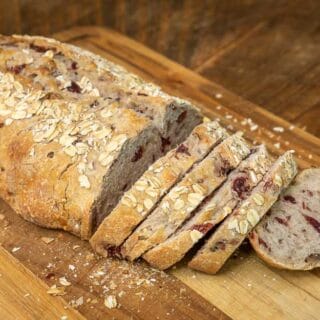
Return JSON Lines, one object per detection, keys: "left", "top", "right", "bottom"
{"left": 90, "top": 121, "right": 227, "bottom": 256}
{"left": 122, "top": 133, "right": 251, "bottom": 261}
{"left": 0, "top": 35, "right": 201, "bottom": 239}
{"left": 249, "top": 168, "right": 320, "bottom": 271}
{"left": 143, "top": 145, "right": 273, "bottom": 270}
{"left": 188, "top": 151, "right": 297, "bottom": 274}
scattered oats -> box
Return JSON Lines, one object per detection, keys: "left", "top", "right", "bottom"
{"left": 23, "top": 293, "right": 30, "bottom": 297}
{"left": 59, "top": 277, "right": 71, "bottom": 286}
{"left": 187, "top": 193, "right": 203, "bottom": 206}
{"left": 273, "top": 126, "right": 284, "bottom": 133}
{"left": 79, "top": 175, "right": 90, "bottom": 189}
{"left": 247, "top": 283, "right": 252, "bottom": 287}
{"left": 308, "top": 154, "right": 313, "bottom": 159}
{"left": 250, "top": 124, "right": 258, "bottom": 131}
{"left": 69, "top": 264, "right": 76, "bottom": 271}
{"left": 247, "top": 209, "right": 260, "bottom": 226}
{"left": 0, "top": 214, "right": 5, "bottom": 220}
{"left": 216, "top": 105, "right": 222, "bottom": 110}
{"left": 72, "top": 245, "right": 80, "bottom": 250}
{"left": 5, "top": 118, "right": 13, "bottom": 126}
{"left": 228, "top": 219, "right": 240, "bottom": 233}
{"left": 223, "top": 206, "right": 232, "bottom": 215}
{"left": 273, "top": 174, "right": 283, "bottom": 187}
{"left": 239, "top": 220, "right": 249, "bottom": 235}
{"left": 190, "top": 230, "right": 203, "bottom": 243}
{"left": 41, "top": 237, "right": 55, "bottom": 244}
{"left": 12, "top": 247, "right": 21, "bottom": 253}
{"left": 249, "top": 170, "right": 258, "bottom": 183}
{"left": 289, "top": 125, "right": 295, "bottom": 130}
{"left": 47, "top": 285, "right": 65, "bottom": 296}
{"left": 215, "top": 93, "right": 223, "bottom": 99}
{"left": 274, "top": 142, "right": 281, "bottom": 149}
{"left": 252, "top": 193, "right": 264, "bottom": 206}
{"left": 104, "top": 295, "right": 117, "bottom": 309}
{"left": 174, "top": 199, "right": 185, "bottom": 210}
{"left": 60, "top": 316, "right": 68, "bottom": 320}
{"left": 118, "top": 291, "right": 125, "bottom": 298}
{"left": 225, "top": 114, "right": 233, "bottom": 119}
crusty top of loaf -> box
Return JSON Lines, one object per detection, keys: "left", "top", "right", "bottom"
{"left": 9, "top": 35, "right": 198, "bottom": 110}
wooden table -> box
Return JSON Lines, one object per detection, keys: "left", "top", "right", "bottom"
{"left": 0, "top": 26, "right": 319, "bottom": 320}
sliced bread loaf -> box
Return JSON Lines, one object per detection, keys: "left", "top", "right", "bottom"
{"left": 188, "top": 151, "right": 297, "bottom": 274}
{"left": 0, "top": 35, "right": 202, "bottom": 155}
{"left": 143, "top": 145, "right": 273, "bottom": 270}
{"left": 122, "top": 133, "right": 251, "bottom": 261}
{"left": 0, "top": 36, "right": 202, "bottom": 239}
{"left": 249, "top": 168, "right": 320, "bottom": 270}
{"left": 90, "top": 121, "right": 228, "bottom": 256}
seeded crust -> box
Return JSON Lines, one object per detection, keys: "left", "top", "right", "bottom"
{"left": 0, "top": 35, "right": 202, "bottom": 239}
{"left": 122, "top": 133, "right": 251, "bottom": 261}
{"left": 188, "top": 151, "right": 297, "bottom": 274}
{"left": 249, "top": 168, "right": 320, "bottom": 270}
{"left": 143, "top": 145, "right": 273, "bottom": 270}
{"left": 90, "top": 121, "right": 228, "bottom": 256}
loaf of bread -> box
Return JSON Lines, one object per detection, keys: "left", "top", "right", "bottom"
{"left": 143, "top": 145, "right": 273, "bottom": 270}
{"left": 249, "top": 168, "right": 320, "bottom": 270}
{"left": 90, "top": 121, "right": 228, "bottom": 256}
{"left": 188, "top": 151, "right": 297, "bottom": 274}
{"left": 0, "top": 35, "right": 201, "bottom": 239}
{"left": 122, "top": 133, "right": 250, "bottom": 261}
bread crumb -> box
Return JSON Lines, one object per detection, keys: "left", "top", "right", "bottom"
{"left": 104, "top": 295, "right": 117, "bottom": 309}
{"left": 59, "top": 276, "right": 71, "bottom": 286}
{"left": 68, "top": 264, "right": 76, "bottom": 271}
{"left": 41, "top": 237, "right": 55, "bottom": 244}
{"left": 274, "top": 142, "right": 281, "bottom": 149}
{"left": 12, "top": 247, "right": 21, "bottom": 253}
{"left": 273, "top": 126, "right": 284, "bottom": 133}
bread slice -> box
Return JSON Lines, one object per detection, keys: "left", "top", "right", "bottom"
{"left": 0, "top": 35, "right": 203, "bottom": 239}
{"left": 143, "top": 145, "right": 273, "bottom": 270}
{"left": 90, "top": 121, "right": 228, "bottom": 256}
{"left": 188, "top": 151, "right": 297, "bottom": 274}
{"left": 249, "top": 168, "right": 320, "bottom": 270}
{"left": 0, "top": 35, "right": 202, "bottom": 155}
{"left": 122, "top": 133, "right": 251, "bottom": 261}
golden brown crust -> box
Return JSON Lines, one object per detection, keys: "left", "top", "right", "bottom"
{"left": 90, "top": 121, "right": 227, "bottom": 256}
{"left": 143, "top": 145, "right": 273, "bottom": 270}
{"left": 188, "top": 152, "right": 298, "bottom": 274}
{"left": 123, "top": 133, "right": 251, "bottom": 261}
{"left": 0, "top": 35, "right": 201, "bottom": 239}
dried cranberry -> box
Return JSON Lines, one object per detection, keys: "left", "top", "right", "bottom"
{"left": 211, "top": 239, "right": 226, "bottom": 252}
{"left": 176, "top": 144, "right": 191, "bottom": 156}
{"left": 232, "top": 176, "right": 250, "bottom": 199}
{"left": 274, "top": 216, "right": 289, "bottom": 226}
{"left": 177, "top": 110, "right": 187, "bottom": 124}
{"left": 248, "top": 231, "right": 255, "bottom": 239}
{"left": 190, "top": 223, "right": 213, "bottom": 234}
{"left": 160, "top": 137, "right": 171, "bottom": 153}
{"left": 106, "top": 245, "right": 122, "bottom": 258}
{"left": 71, "top": 61, "right": 78, "bottom": 70}
{"left": 258, "top": 237, "right": 269, "bottom": 249}
{"left": 67, "top": 81, "right": 81, "bottom": 93}
{"left": 47, "top": 152, "right": 54, "bottom": 158}
{"left": 45, "top": 272, "right": 55, "bottom": 280}
{"left": 8, "top": 64, "right": 26, "bottom": 74}
{"left": 283, "top": 195, "right": 296, "bottom": 204}
{"left": 302, "top": 201, "right": 311, "bottom": 211}
{"left": 30, "top": 43, "right": 51, "bottom": 53}
{"left": 263, "top": 179, "right": 273, "bottom": 192}
{"left": 303, "top": 215, "right": 320, "bottom": 234}
{"left": 131, "top": 146, "right": 144, "bottom": 162}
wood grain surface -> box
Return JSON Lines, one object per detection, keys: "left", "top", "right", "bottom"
{"left": 0, "top": 26, "right": 319, "bottom": 320}
{"left": 0, "top": 1, "right": 319, "bottom": 137}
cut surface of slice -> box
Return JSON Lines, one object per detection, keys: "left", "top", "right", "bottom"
{"left": 249, "top": 168, "right": 320, "bottom": 270}
{"left": 143, "top": 145, "right": 273, "bottom": 270}
{"left": 90, "top": 121, "right": 228, "bottom": 256}
{"left": 188, "top": 151, "right": 297, "bottom": 274}
{"left": 122, "top": 133, "right": 251, "bottom": 261}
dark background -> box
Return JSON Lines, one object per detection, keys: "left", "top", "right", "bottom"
{"left": 1, "top": 0, "right": 319, "bottom": 136}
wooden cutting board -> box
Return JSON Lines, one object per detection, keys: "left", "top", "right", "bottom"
{"left": 0, "top": 26, "right": 319, "bottom": 320}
